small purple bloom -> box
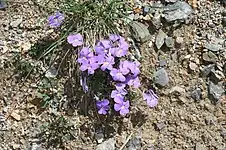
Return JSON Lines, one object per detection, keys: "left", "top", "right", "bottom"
{"left": 80, "top": 75, "right": 89, "bottom": 93}
{"left": 67, "top": 34, "right": 83, "bottom": 47}
{"left": 120, "top": 60, "right": 140, "bottom": 76}
{"left": 114, "top": 98, "right": 130, "bottom": 116}
{"left": 95, "top": 40, "right": 112, "bottom": 55}
{"left": 143, "top": 89, "right": 158, "bottom": 108}
{"left": 79, "top": 57, "right": 99, "bottom": 74}
{"left": 115, "top": 83, "right": 126, "bottom": 90}
{"left": 110, "top": 68, "right": 126, "bottom": 82}
{"left": 109, "top": 34, "right": 121, "bottom": 42}
{"left": 96, "top": 99, "right": 110, "bottom": 115}
{"left": 48, "top": 11, "right": 64, "bottom": 28}
{"left": 111, "top": 88, "right": 127, "bottom": 100}
{"left": 125, "top": 76, "right": 141, "bottom": 88}
{"left": 99, "top": 55, "right": 115, "bottom": 71}
{"left": 77, "top": 47, "right": 94, "bottom": 63}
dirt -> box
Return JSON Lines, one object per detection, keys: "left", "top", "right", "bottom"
{"left": 0, "top": 0, "right": 226, "bottom": 150}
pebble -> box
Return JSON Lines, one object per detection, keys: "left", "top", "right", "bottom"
{"left": 155, "top": 29, "right": 167, "bottom": 49}
{"left": 95, "top": 129, "right": 104, "bottom": 144}
{"left": 151, "top": 12, "right": 161, "bottom": 29}
{"left": 11, "top": 111, "right": 21, "bottom": 121}
{"left": 45, "top": 66, "right": 58, "bottom": 78}
{"left": 201, "top": 64, "right": 215, "bottom": 76}
{"left": 155, "top": 122, "right": 165, "bottom": 130}
{"left": 205, "top": 43, "right": 221, "bottom": 52}
{"left": 163, "top": 1, "right": 193, "bottom": 23}
{"left": 96, "top": 138, "right": 115, "bottom": 150}
{"left": 127, "top": 136, "right": 141, "bottom": 150}
{"left": 202, "top": 51, "right": 218, "bottom": 63}
{"left": 165, "top": 37, "right": 174, "bottom": 48}
{"left": 189, "top": 62, "right": 198, "bottom": 71}
{"left": 10, "top": 17, "right": 23, "bottom": 28}
{"left": 154, "top": 68, "right": 169, "bottom": 86}
{"left": 208, "top": 81, "right": 225, "bottom": 103}
{"left": 191, "top": 87, "right": 202, "bottom": 101}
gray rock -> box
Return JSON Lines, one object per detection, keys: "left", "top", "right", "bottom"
{"left": 95, "top": 129, "right": 104, "bottom": 144}
{"left": 165, "top": 37, "right": 174, "bottom": 48}
{"left": 130, "top": 21, "right": 151, "bottom": 43}
{"left": 155, "top": 29, "right": 168, "bottom": 49}
{"left": 208, "top": 82, "right": 225, "bottom": 103}
{"left": 96, "top": 138, "right": 115, "bottom": 150}
{"left": 202, "top": 51, "right": 218, "bottom": 63}
{"left": 154, "top": 68, "right": 169, "bottom": 86}
{"left": 152, "top": 12, "right": 161, "bottom": 29}
{"left": 45, "top": 66, "right": 58, "bottom": 78}
{"left": 10, "top": 17, "right": 23, "bottom": 28}
{"left": 201, "top": 64, "right": 215, "bottom": 76}
{"left": 163, "top": 1, "right": 193, "bottom": 23}
{"left": 191, "top": 88, "right": 202, "bottom": 101}
{"left": 205, "top": 43, "right": 222, "bottom": 52}
{"left": 155, "top": 122, "right": 165, "bottom": 130}
{"left": 127, "top": 136, "right": 141, "bottom": 150}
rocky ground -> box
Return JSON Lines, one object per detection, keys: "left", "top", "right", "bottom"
{"left": 0, "top": 0, "right": 225, "bottom": 150}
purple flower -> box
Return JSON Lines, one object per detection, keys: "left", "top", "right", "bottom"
{"left": 109, "top": 38, "right": 129, "bottom": 57}
{"left": 99, "top": 55, "right": 115, "bottom": 71}
{"left": 94, "top": 40, "right": 112, "bottom": 55}
{"left": 109, "top": 34, "right": 121, "bottom": 42}
{"left": 115, "top": 83, "right": 126, "bottom": 90}
{"left": 125, "top": 76, "right": 141, "bottom": 88}
{"left": 96, "top": 99, "right": 110, "bottom": 115}
{"left": 47, "top": 11, "right": 64, "bottom": 28}
{"left": 77, "top": 47, "right": 94, "bottom": 63}
{"left": 114, "top": 98, "right": 130, "bottom": 116}
{"left": 67, "top": 34, "right": 83, "bottom": 47}
{"left": 80, "top": 75, "right": 88, "bottom": 93}
{"left": 143, "top": 89, "right": 158, "bottom": 108}
{"left": 111, "top": 88, "right": 127, "bottom": 100}
{"left": 120, "top": 60, "right": 140, "bottom": 76}
{"left": 110, "top": 68, "right": 126, "bottom": 82}
{"left": 79, "top": 57, "right": 99, "bottom": 74}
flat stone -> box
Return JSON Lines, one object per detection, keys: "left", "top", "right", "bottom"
{"left": 202, "top": 51, "right": 218, "bottom": 63}
{"left": 205, "top": 43, "right": 222, "bottom": 52}
{"left": 165, "top": 37, "right": 174, "bottom": 48}
{"left": 11, "top": 111, "right": 21, "bottom": 121}
{"left": 129, "top": 21, "right": 151, "bottom": 43}
{"left": 10, "top": 17, "right": 23, "bottom": 28}
{"left": 189, "top": 62, "right": 198, "bottom": 71}
{"left": 208, "top": 81, "right": 225, "bottom": 103}
{"left": 163, "top": 1, "right": 193, "bottom": 23}
{"left": 96, "top": 138, "right": 115, "bottom": 150}
{"left": 154, "top": 68, "right": 169, "bottom": 86}
{"left": 155, "top": 29, "right": 168, "bottom": 49}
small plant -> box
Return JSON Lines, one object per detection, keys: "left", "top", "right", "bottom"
{"left": 39, "top": 0, "right": 159, "bottom": 117}
{"left": 40, "top": 116, "right": 75, "bottom": 148}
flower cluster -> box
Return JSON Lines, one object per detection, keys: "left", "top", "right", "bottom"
{"left": 47, "top": 11, "right": 159, "bottom": 117}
